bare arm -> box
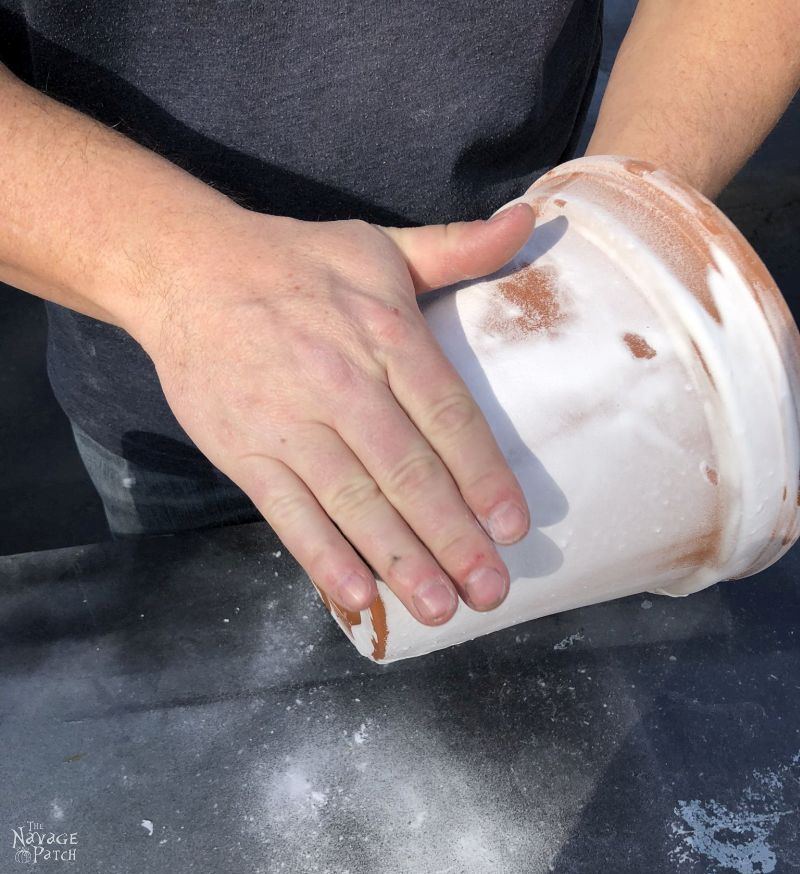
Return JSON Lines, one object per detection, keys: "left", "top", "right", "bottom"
{"left": 585, "top": 0, "right": 800, "bottom": 198}
{"left": 1, "top": 63, "right": 539, "bottom": 623}
{"left": 0, "top": 63, "right": 235, "bottom": 329}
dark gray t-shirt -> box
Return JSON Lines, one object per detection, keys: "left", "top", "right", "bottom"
{"left": 1, "top": 0, "right": 602, "bottom": 475}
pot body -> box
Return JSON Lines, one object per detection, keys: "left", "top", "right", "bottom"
{"left": 321, "top": 156, "right": 800, "bottom": 663}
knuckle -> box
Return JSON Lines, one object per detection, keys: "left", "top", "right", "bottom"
{"left": 441, "top": 536, "right": 495, "bottom": 579}
{"left": 427, "top": 392, "right": 477, "bottom": 438}
{"left": 437, "top": 527, "right": 478, "bottom": 561}
{"left": 304, "top": 544, "right": 342, "bottom": 584}
{"left": 260, "top": 487, "right": 308, "bottom": 527}
{"left": 380, "top": 553, "right": 422, "bottom": 591}
{"left": 381, "top": 558, "right": 411, "bottom": 591}
{"left": 387, "top": 452, "right": 440, "bottom": 495}
{"left": 360, "top": 298, "right": 414, "bottom": 348}
{"left": 328, "top": 475, "right": 382, "bottom": 519}
{"left": 464, "top": 471, "right": 522, "bottom": 520}
{"left": 303, "top": 344, "right": 359, "bottom": 393}
{"left": 463, "top": 467, "right": 506, "bottom": 501}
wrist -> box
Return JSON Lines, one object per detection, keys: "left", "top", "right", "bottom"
{"left": 91, "top": 180, "right": 250, "bottom": 354}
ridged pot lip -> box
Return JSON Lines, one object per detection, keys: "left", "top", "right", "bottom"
{"left": 529, "top": 155, "right": 800, "bottom": 580}
{"left": 531, "top": 155, "right": 800, "bottom": 402}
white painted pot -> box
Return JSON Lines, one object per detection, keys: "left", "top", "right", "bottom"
{"left": 319, "top": 156, "right": 800, "bottom": 663}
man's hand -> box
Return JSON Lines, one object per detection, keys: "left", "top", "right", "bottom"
{"left": 0, "top": 62, "right": 536, "bottom": 625}
{"left": 135, "top": 204, "right": 535, "bottom": 625}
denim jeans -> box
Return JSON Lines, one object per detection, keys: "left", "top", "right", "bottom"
{"left": 71, "top": 424, "right": 261, "bottom": 537}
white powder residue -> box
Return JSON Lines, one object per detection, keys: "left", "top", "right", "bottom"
{"left": 272, "top": 769, "right": 330, "bottom": 818}
{"left": 669, "top": 752, "right": 799, "bottom": 872}
{"left": 251, "top": 715, "right": 571, "bottom": 873}
{"left": 553, "top": 632, "right": 584, "bottom": 651}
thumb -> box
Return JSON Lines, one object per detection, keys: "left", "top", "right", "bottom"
{"left": 378, "top": 202, "right": 537, "bottom": 294}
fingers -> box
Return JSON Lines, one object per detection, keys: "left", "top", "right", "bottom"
{"left": 236, "top": 455, "right": 378, "bottom": 614}
{"left": 379, "top": 202, "right": 536, "bottom": 293}
{"left": 279, "top": 424, "right": 461, "bottom": 626}
{"left": 385, "top": 321, "right": 530, "bottom": 546}
{"left": 330, "top": 381, "right": 515, "bottom": 614}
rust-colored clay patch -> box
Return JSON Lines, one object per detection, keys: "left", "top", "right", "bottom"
{"left": 538, "top": 165, "right": 724, "bottom": 324}
{"left": 369, "top": 593, "right": 389, "bottom": 661}
{"left": 623, "top": 332, "right": 657, "bottom": 359}
{"left": 313, "top": 577, "right": 387, "bottom": 659}
{"left": 618, "top": 158, "right": 796, "bottom": 339}
{"left": 690, "top": 339, "right": 716, "bottom": 390}
{"left": 648, "top": 502, "right": 723, "bottom": 576}
{"left": 646, "top": 162, "right": 783, "bottom": 309}
{"left": 620, "top": 158, "right": 656, "bottom": 180}
{"left": 484, "top": 264, "right": 565, "bottom": 339}
{"left": 314, "top": 582, "right": 361, "bottom": 635}
{"left": 669, "top": 527, "right": 721, "bottom": 569}
{"left": 335, "top": 603, "right": 362, "bottom": 629}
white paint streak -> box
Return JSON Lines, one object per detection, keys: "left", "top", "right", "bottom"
{"left": 672, "top": 800, "right": 786, "bottom": 873}
{"left": 670, "top": 752, "right": 800, "bottom": 872}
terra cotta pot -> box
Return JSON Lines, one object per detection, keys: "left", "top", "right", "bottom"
{"left": 317, "top": 155, "right": 800, "bottom": 663}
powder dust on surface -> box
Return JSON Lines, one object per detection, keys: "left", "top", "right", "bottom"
{"left": 232, "top": 653, "right": 618, "bottom": 874}
{"left": 247, "top": 707, "right": 560, "bottom": 873}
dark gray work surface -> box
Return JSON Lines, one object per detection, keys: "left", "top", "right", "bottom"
{"left": 1, "top": 523, "right": 799, "bottom": 873}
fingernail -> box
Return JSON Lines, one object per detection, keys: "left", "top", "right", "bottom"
{"left": 338, "top": 573, "right": 373, "bottom": 611}
{"left": 487, "top": 203, "right": 522, "bottom": 223}
{"left": 486, "top": 502, "right": 528, "bottom": 544}
{"left": 465, "top": 566, "right": 508, "bottom": 610}
{"left": 413, "top": 579, "right": 457, "bottom": 623}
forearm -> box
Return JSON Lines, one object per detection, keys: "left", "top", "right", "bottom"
{"left": 585, "top": 0, "right": 800, "bottom": 198}
{"left": 0, "top": 64, "right": 239, "bottom": 337}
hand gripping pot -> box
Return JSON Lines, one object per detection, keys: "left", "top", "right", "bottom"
{"left": 315, "top": 156, "right": 800, "bottom": 663}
